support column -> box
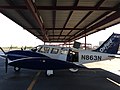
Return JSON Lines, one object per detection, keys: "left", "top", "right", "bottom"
{"left": 84, "top": 30, "right": 86, "bottom": 50}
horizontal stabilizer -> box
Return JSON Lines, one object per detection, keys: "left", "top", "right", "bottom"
{"left": 108, "top": 55, "right": 120, "bottom": 58}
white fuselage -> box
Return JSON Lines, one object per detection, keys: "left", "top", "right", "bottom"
{"left": 35, "top": 45, "right": 115, "bottom": 65}
{"left": 78, "top": 49, "right": 115, "bottom": 64}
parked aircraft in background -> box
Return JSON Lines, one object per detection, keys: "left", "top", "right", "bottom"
{"left": 0, "top": 33, "right": 120, "bottom": 76}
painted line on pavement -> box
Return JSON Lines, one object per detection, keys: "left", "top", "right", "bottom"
{"left": 27, "top": 71, "right": 41, "bottom": 90}
{"left": 107, "top": 78, "right": 120, "bottom": 87}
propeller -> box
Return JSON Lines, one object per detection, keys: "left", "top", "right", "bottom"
{"left": 5, "top": 57, "right": 8, "bottom": 73}
{"left": 0, "top": 47, "right": 6, "bottom": 54}
{"left": 0, "top": 47, "right": 8, "bottom": 73}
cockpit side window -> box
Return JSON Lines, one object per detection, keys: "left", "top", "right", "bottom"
{"left": 38, "top": 47, "right": 50, "bottom": 53}
{"left": 60, "top": 48, "right": 68, "bottom": 54}
{"left": 51, "top": 48, "right": 59, "bottom": 54}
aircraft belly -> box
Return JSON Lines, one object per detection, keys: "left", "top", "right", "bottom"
{"left": 8, "top": 57, "right": 85, "bottom": 70}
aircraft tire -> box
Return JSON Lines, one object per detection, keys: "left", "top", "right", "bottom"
{"left": 14, "top": 67, "right": 21, "bottom": 72}
{"left": 45, "top": 70, "right": 54, "bottom": 77}
{"left": 69, "top": 68, "right": 79, "bottom": 73}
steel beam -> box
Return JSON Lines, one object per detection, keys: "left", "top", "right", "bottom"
{"left": 66, "top": 0, "right": 105, "bottom": 42}
{"left": 25, "top": 0, "right": 49, "bottom": 41}
{"left": 57, "top": 0, "right": 79, "bottom": 41}
{"left": 4, "top": 0, "right": 43, "bottom": 41}
{"left": 71, "top": 10, "right": 120, "bottom": 41}
{"left": 70, "top": 3, "right": 120, "bottom": 42}
{"left": 24, "top": 27, "right": 83, "bottom": 30}
{"left": 0, "top": 6, "right": 118, "bottom": 11}
{"left": 52, "top": 0, "right": 57, "bottom": 40}
{"left": 46, "top": 28, "right": 83, "bottom": 30}
{"left": 37, "top": 6, "right": 117, "bottom": 11}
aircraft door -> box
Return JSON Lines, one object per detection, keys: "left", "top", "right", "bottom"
{"left": 58, "top": 48, "right": 69, "bottom": 61}
{"left": 67, "top": 49, "right": 79, "bottom": 62}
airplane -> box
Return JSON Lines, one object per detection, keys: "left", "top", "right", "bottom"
{"left": 0, "top": 33, "right": 120, "bottom": 76}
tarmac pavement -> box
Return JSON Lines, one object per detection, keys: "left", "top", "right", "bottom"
{"left": 0, "top": 57, "right": 120, "bottom": 90}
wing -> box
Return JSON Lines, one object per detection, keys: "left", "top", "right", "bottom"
{"left": 8, "top": 57, "right": 87, "bottom": 70}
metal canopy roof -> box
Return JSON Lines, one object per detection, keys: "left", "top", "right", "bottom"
{"left": 0, "top": 0, "right": 120, "bottom": 43}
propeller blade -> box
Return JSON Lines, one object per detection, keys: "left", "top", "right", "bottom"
{"left": 0, "top": 47, "right": 8, "bottom": 73}
{"left": 0, "top": 54, "right": 7, "bottom": 58}
{"left": 0, "top": 47, "right": 6, "bottom": 55}
{"left": 5, "top": 58, "right": 8, "bottom": 73}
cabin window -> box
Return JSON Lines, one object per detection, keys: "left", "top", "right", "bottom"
{"left": 39, "top": 47, "right": 50, "bottom": 53}
{"left": 60, "top": 48, "right": 68, "bottom": 54}
{"left": 51, "top": 48, "right": 59, "bottom": 54}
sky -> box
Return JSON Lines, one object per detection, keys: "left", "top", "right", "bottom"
{"left": 77, "top": 24, "right": 120, "bottom": 46}
{"left": 0, "top": 13, "right": 43, "bottom": 47}
{"left": 0, "top": 13, "right": 120, "bottom": 47}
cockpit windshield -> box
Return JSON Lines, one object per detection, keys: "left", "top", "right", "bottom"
{"left": 38, "top": 47, "right": 50, "bottom": 53}
{"left": 31, "top": 45, "right": 42, "bottom": 52}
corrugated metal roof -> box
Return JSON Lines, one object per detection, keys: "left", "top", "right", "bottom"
{"left": 0, "top": 0, "right": 120, "bottom": 43}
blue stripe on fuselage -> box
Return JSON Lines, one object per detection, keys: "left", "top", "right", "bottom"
{"left": 6, "top": 50, "right": 49, "bottom": 60}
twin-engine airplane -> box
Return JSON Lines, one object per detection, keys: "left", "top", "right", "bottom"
{"left": 0, "top": 33, "right": 120, "bottom": 76}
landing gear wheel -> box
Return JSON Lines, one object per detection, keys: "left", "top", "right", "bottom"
{"left": 69, "top": 68, "right": 79, "bottom": 73}
{"left": 14, "top": 67, "right": 21, "bottom": 72}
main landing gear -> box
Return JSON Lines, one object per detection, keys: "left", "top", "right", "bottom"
{"left": 69, "top": 68, "right": 79, "bottom": 72}
{"left": 45, "top": 70, "right": 54, "bottom": 76}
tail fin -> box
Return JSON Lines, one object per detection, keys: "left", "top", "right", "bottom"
{"left": 94, "top": 33, "right": 120, "bottom": 54}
